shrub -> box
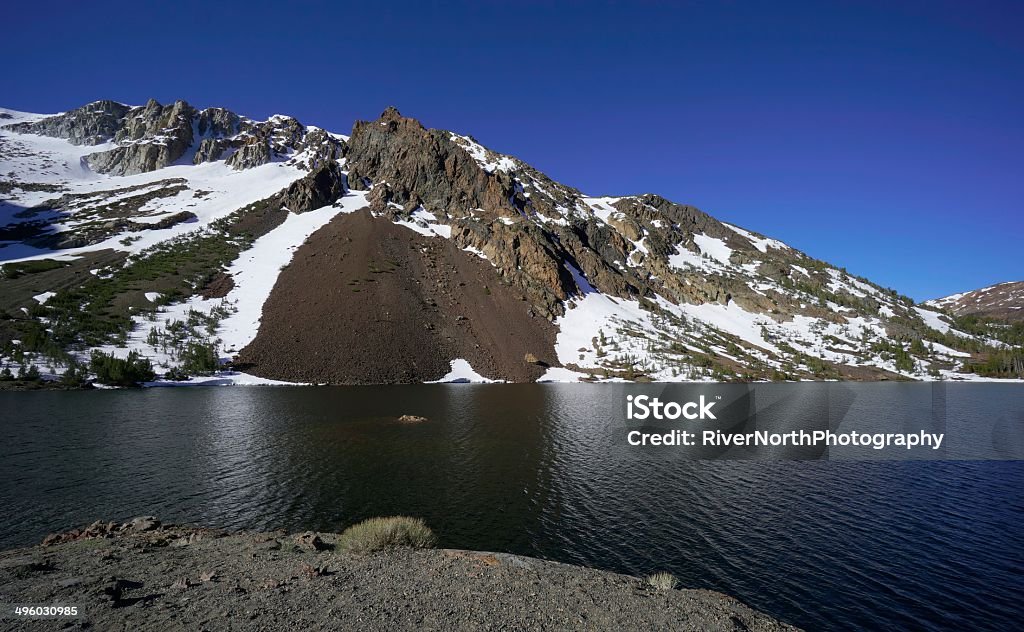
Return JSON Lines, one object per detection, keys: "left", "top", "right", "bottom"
{"left": 89, "top": 350, "right": 156, "bottom": 386}
{"left": 163, "top": 367, "right": 189, "bottom": 381}
{"left": 646, "top": 572, "right": 679, "bottom": 590}
{"left": 893, "top": 346, "right": 915, "bottom": 373}
{"left": 180, "top": 342, "right": 219, "bottom": 375}
{"left": 61, "top": 361, "right": 87, "bottom": 387}
{"left": 338, "top": 516, "right": 436, "bottom": 553}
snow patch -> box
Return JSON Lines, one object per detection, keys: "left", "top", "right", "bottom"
{"left": 913, "top": 306, "right": 969, "bottom": 337}
{"left": 668, "top": 244, "right": 726, "bottom": 273}
{"left": 693, "top": 234, "right": 733, "bottom": 265}
{"left": 554, "top": 293, "right": 656, "bottom": 367}
{"left": 537, "top": 367, "right": 588, "bottom": 383}
{"left": 723, "top": 222, "right": 788, "bottom": 253}
{"left": 462, "top": 245, "right": 487, "bottom": 259}
{"left": 676, "top": 301, "right": 780, "bottom": 353}
{"left": 145, "top": 372, "right": 306, "bottom": 387}
{"left": 426, "top": 359, "right": 499, "bottom": 383}
{"left": 565, "top": 261, "right": 596, "bottom": 295}
{"left": 450, "top": 133, "right": 517, "bottom": 173}
{"left": 392, "top": 206, "right": 453, "bottom": 239}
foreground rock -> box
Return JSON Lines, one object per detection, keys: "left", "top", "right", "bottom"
{"left": 0, "top": 522, "right": 797, "bottom": 631}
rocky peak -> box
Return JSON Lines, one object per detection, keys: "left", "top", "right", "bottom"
{"left": 346, "top": 107, "right": 517, "bottom": 216}
{"left": 114, "top": 99, "right": 196, "bottom": 144}
{"left": 3, "top": 99, "right": 131, "bottom": 145}
{"left": 197, "top": 107, "right": 240, "bottom": 137}
{"left": 377, "top": 106, "right": 422, "bottom": 130}
{"left": 3, "top": 98, "right": 347, "bottom": 177}
{"left": 83, "top": 99, "right": 198, "bottom": 176}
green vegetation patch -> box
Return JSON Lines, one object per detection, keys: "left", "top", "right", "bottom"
{"left": 32, "top": 196, "right": 285, "bottom": 351}
{"left": 0, "top": 259, "right": 68, "bottom": 280}
{"left": 89, "top": 350, "right": 156, "bottom": 386}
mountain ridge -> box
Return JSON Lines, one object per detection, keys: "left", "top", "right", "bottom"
{"left": 1, "top": 100, "right": 1021, "bottom": 384}
{"left": 925, "top": 281, "right": 1024, "bottom": 322}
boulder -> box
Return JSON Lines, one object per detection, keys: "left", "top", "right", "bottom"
{"left": 278, "top": 160, "right": 347, "bottom": 213}
{"left": 294, "top": 531, "right": 330, "bottom": 551}
{"left": 125, "top": 516, "right": 160, "bottom": 532}
{"left": 397, "top": 415, "right": 428, "bottom": 424}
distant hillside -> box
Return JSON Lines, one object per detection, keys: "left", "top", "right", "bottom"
{"left": 925, "top": 281, "right": 1024, "bottom": 322}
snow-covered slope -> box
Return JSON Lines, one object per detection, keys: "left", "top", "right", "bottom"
{"left": 1, "top": 101, "right": 1019, "bottom": 384}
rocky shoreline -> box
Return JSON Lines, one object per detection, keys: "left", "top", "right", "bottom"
{"left": 0, "top": 519, "right": 798, "bottom": 630}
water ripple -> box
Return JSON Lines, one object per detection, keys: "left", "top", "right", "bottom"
{"left": 1, "top": 384, "right": 1022, "bottom": 630}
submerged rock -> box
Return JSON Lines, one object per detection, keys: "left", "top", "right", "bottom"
{"left": 397, "top": 415, "right": 428, "bottom": 424}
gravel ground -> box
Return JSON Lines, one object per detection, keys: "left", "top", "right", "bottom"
{"left": 0, "top": 522, "right": 799, "bottom": 631}
{"left": 234, "top": 209, "right": 558, "bottom": 384}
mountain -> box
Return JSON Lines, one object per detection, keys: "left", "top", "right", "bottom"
{"left": 1, "top": 100, "right": 1021, "bottom": 384}
{"left": 925, "top": 282, "right": 1024, "bottom": 322}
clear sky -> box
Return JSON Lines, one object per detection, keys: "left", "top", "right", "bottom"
{"left": 3, "top": 0, "right": 1021, "bottom": 301}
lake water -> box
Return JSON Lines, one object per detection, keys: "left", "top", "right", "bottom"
{"left": 2, "top": 383, "right": 1022, "bottom": 630}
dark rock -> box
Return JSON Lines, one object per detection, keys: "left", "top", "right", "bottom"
{"left": 298, "top": 562, "right": 328, "bottom": 579}
{"left": 194, "top": 137, "right": 230, "bottom": 164}
{"left": 42, "top": 533, "right": 63, "bottom": 546}
{"left": 294, "top": 532, "right": 330, "bottom": 552}
{"left": 196, "top": 107, "right": 240, "bottom": 138}
{"left": 145, "top": 210, "right": 197, "bottom": 230}
{"left": 226, "top": 138, "right": 271, "bottom": 170}
{"left": 98, "top": 577, "right": 143, "bottom": 605}
{"left": 278, "top": 160, "right": 347, "bottom": 213}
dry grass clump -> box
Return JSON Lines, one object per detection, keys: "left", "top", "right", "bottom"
{"left": 338, "top": 516, "right": 436, "bottom": 553}
{"left": 645, "top": 571, "right": 679, "bottom": 590}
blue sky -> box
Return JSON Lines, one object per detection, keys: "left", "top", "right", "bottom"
{"left": 3, "top": 0, "right": 1021, "bottom": 300}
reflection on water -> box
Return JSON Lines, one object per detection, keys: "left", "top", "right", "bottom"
{"left": 1, "top": 383, "right": 1022, "bottom": 631}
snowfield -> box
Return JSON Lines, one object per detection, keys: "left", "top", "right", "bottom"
{"left": 1, "top": 126, "right": 310, "bottom": 266}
